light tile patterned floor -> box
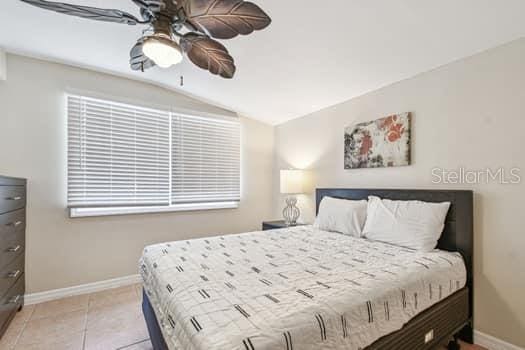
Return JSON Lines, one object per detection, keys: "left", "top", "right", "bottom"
{"left": 0, "top": 284, "right": 151, "bottom": 350}
{"left": 0, "top": 283, "right": 486, "bottom": 350}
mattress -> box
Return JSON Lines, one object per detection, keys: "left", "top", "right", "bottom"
{"left": 140, "top": 225, "right": 466, "bottom": 350}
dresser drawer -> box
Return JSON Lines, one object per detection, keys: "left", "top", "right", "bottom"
{"left": 0, "top": 253, "right": 24, "bottom": 300}
{"left": 0, "top": 209, "right": 25, "bottom": 238}
{"left": 0, "top": 274, "right": 24, "bottom": 333}
{"left": 0, "top": 210, "right": 25, "bottom": 270}
{"left": 0, "top": 187, "right": 26, "bottom": 214}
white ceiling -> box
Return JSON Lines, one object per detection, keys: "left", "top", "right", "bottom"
{"left": 1, "top": 1, "right": 525, "bottom": 125}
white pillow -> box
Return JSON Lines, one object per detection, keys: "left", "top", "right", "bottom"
{"left": 362, "top": 196, "right": 451, "bottom": 252}
{"left": 314, "top": 197, "right": 368, "bottom": 237}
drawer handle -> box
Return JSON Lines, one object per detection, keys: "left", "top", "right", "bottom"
{"left": 6, "top": 221, "right": 23, "bottom": 228}
{"left": 6, "top": 295, "right": 21, "bottom": 305}
{"left": 6, "top": 245, "right": 21, "bottom": 253}
{"left": 7, "top": 270, "right": 21, "bottom": 279}
{"left": 5, "top": 197, "right": 22, "bottom": 201}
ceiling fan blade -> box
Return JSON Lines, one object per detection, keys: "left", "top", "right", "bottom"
{"left": 130, "top": 39, "right": 156, "bottom": 71}
{"left": 180, "top": 33, "right": 236, "bottom": 79}
{"left": 179, "top": 0, "right": 271, "bottom": 39}
{"left": 19, "top": 0, "right": 145, "bottom": 25}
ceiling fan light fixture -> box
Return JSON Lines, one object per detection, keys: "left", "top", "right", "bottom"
{"left": 142, "top": 35, "right": 183, "bottom": 68}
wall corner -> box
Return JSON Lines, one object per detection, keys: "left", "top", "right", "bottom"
{"left": 0, "top": 50, "right": 6, "bottom": 81}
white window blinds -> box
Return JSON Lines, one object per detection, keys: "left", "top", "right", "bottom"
{"left": 68, "top": 94, "right": 241, "bottom": 212}
{"left": 67, "top": 95, "right": 170, "bottom": 208}
{"left": 172, "top": 114, "right": 241, "bottom": 204}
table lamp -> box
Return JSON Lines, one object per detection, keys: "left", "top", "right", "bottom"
{"left": 280, "top": 169, "right": 305, "bottom": 226}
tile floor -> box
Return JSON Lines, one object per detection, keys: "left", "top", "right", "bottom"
{"left": 0, "top": 284, "right": 150, "bottom": 350}
{"left": 0, "top": 283, "right": 486, "bottom": 350}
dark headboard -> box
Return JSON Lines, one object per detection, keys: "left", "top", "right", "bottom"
{"left": 316, "top": 188, "right": 474, "bottom": 338}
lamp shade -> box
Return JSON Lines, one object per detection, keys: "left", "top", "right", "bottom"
{"left": 280, "top": 170, "right": 305, "bottom": 194}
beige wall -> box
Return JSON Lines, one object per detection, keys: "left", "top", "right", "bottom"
{"left": 274, "top": 39, "right": 525, "bottom": 346}
{"left": 0, "top": 54, "right": 274, "bottom": 294}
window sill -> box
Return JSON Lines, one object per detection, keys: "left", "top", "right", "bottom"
{"left": 69, "top": 202, "right": 239, "bottom": 218}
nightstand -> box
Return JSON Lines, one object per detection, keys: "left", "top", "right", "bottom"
{"left": 262, "top": 220, "right": 306, "bottom": 231}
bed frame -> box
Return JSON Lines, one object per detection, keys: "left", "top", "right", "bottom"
{"left": 142, "top": 188, "right": 474, "bottom": 350}
{"left": 316, "top": 189, "right": 474, "bottom": 348}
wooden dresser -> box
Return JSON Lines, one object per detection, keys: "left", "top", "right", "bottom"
{"left": 0, "top": 176, "right": 26, "bottom": 338}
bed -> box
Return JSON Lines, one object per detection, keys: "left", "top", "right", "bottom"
{"left": 140, "top": 189, "right": 473, "bottom": 350}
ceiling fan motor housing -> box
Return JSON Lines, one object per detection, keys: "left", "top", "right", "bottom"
{"left": 152, "top": 15, "right": 174, "bottom": 38}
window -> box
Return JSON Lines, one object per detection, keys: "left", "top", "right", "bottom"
{"left": 172, "top": 114, "right": 241, "bottom": 204}
{"left": 67, "top": 95, "right": 240, "bottom": 217}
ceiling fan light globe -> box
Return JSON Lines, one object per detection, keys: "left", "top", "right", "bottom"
{"left": 143, "top": 36, "right": 183, "bottom": 68}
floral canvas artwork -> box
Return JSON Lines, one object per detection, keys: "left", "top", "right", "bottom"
{"left": 344, "top": 113, "right": 411, "bottom": 169}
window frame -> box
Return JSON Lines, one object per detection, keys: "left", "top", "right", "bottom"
{"left": 69, "top": 201, "right": 239, "bottom": 218}
{"left": 66, "top": 93, "right": 241, "bottom": 218}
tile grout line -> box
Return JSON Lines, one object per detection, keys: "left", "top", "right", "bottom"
{"left": 82, "top": 298, "right": 89, "bottom": 350}
{"left": 83, "top": 290, "right": 97, "bottom": 350}
{"left": 11, "top": 305, "right": 36, "bottom": 350}
{"left": 82, "top": 330, "right": 87, "bottom": 350}
{"left": 10, "top": 323, "right": 24, "bottom": 349}
{"left": 116, "top": 338, "right": 150, "bottom": 350}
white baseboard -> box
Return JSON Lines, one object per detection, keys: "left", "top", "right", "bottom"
{"left": 475, "top": 330, "right": 524, "bottom": 350}
{"left": 24, "top": 274, "right": 142, "bottom": 305}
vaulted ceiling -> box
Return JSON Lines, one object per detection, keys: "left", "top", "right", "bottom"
{"left": 1, "top": 0, "right": 525, "bottom": 124}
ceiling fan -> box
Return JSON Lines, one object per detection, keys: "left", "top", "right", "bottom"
{"left": 19, "top": 0, "right": 272, "bottom": 79}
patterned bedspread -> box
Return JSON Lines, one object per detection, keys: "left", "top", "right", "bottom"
{"left": 140, "top": 226, "right": 466, "bottom": 350}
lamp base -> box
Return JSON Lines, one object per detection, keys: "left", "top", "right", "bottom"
{"left": 283, "top": 196, "right": 300, "bottom": 226}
